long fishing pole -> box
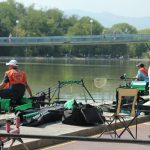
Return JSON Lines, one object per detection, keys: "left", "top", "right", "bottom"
{"left": 96, "top": 77, "right": 136, "bottom": 80}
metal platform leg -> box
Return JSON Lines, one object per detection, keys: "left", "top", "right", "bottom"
{"left": 8, "top": 138, "right": 29, "bottom": 150}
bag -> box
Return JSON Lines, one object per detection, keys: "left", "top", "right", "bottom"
{"left": 62, "top": 102, "right": 105, "bottom": 126}
{"left": 81, "top": 104, "right": 105, "bottom": 124}
{"left": 27, "top": 107, "right": 63, "bottom": 126}
{"left": 18, "top": 102, "right": 65, "bottom": 126}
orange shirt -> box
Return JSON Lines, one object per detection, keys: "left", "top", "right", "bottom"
{"left": 5, "top": 69, "right": 27, "bottom": 86}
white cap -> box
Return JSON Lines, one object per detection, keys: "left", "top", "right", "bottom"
{"left": 6, "top": 59, "right": 18, "bottom": 66}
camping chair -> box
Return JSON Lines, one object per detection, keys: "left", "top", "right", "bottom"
{"left": 99, "top": 88, "right": 139, "bottom": 139}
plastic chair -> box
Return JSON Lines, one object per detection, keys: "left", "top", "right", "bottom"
{"left": 99, "top": 88, "right": 139, "bottom": 139}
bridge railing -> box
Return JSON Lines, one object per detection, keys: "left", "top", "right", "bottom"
{"left": 0, "top": 34, "right": 150, "bottom": 46}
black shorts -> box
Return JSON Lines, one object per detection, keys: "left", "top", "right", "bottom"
{"left": 0, "top": 84, "right": 25, "bottom": 104}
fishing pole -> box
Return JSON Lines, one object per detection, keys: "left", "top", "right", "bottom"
{"left": 94, "top": 77, "right": 136, "bottom": 80}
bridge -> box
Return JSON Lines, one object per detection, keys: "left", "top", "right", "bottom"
{"left": 0, "top": 34, "right": 150, "bottom": 46}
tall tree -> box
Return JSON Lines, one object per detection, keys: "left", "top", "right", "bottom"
{"left": 111, "top": 23, "right": 137, "bottom": 34}
{"left": 67, "top": 17, "right": 104, "bottom": 35}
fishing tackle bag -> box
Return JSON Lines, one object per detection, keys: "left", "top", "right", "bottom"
{"left": 62, "top": 101, "right": 105, "bottom": 126}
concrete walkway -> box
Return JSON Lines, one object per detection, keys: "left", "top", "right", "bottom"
{"left": 1, "top": 114, "right": 150, "bottom": 150}
{"left": 39, "top": 122, "right": 150, "bottom": 150}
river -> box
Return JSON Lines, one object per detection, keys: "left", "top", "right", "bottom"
{"left": 0, "top": 57, "right": 149, "bottom": 103}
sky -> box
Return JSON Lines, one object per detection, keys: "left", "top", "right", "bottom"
{"left": 0, "top": 0, "right": 150, "bottom": 17}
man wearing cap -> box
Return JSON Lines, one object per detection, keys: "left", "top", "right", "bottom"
{"left": 136, "top": 63, "right": 149, "bottom": 82}
{"left": 0, "top": 59, "right": 32, "bottom": 104}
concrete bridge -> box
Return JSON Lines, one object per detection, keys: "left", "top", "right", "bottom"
{"left": 0, "top": 34, "right": 150, "bottom": 46}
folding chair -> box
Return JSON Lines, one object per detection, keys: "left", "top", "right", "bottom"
{"left": 99, "top": 88, "right": 139, "bottom": 139}
{"left": 116, "top": 88, "right": 139, "bottom": 138}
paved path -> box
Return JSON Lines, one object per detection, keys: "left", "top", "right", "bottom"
{"left": 1, "top": 115, "right": 150, "bottom": 150}
{"left": 39, "top": 122, "right": 150, "bottom": 150}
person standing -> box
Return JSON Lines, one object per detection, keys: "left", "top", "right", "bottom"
{"left": 0, "top": 59, "right": 32, "bottom": 104}
{"left": 8, "top": 33, "right": 12, "bottom": 43}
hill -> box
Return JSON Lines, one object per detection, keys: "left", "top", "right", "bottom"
{"left": 64, "top": 10, "right": 150, "bottom": 29}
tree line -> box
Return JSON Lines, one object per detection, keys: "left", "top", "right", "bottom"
{"left": 0, "top": 0, "right": 150, "bottom": 58}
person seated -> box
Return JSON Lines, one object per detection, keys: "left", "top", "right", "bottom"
{"left": 136, "top": 63, "right": 149, "bottom": 82}
{"left": 0, "top": 59, "right": 32, "bottom": 105}
{"left": 136, "top": 63, "right": 149, "bottom": 92}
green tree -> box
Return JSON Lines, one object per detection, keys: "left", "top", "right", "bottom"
{"left": 0, "top": 0, "right": 17, "bottom": 36}
{"left": 45, "top": 8, "right": 66, "bottom": 36}
{"left": 0, "top": 0, "right": 149, "bottom": 58}
{"left": 111, "top": 23, "right": 137, "bottom": 34}
{"left": 67, "top": 17, "right": 104, "bottom": 35}
{"left": 20, "top": 7, "right": 48, "bottom": 36}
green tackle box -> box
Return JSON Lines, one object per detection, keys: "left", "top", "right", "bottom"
{"left": 130, "top": 81, "right": 147, "bottom": 91}
{"left": 0, "top": 99, "right": 11, "bottom": 112}
{"left": 14, "top": 102, "right": 32, "bottom": 111}
{"left": 21, "top": 97, "right": 33, "bottom": 104}
{"left": 14, "top": 97, "right": 33, "bottom": 111}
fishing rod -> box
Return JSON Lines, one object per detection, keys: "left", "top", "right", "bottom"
{"left": 94, "top": 77, "right": 136, "bottom": 81}
{"left": 119, "top": 74, "right": 137, "bottom": 80}
{"left": 107, "top": 78, "right": 136, "bottom": 80}
{"left": 31, "top": 76, "right": 136, "bottom": 106}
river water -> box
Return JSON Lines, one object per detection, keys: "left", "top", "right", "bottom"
{"left": 0, "top": 58, "right": 149, "bottom": 103}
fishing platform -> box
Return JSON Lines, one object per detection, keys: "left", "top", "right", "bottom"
{"left": 0, "top": 79, "right": 150, "bottom": 149}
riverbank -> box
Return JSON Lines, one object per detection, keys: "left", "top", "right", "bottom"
{"left": 0, "top": 56, "right": 150, "bottom": 62}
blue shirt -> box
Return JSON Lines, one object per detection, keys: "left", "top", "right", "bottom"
{"left": 136, "top": 70, "right": 149, "bottom": 82}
